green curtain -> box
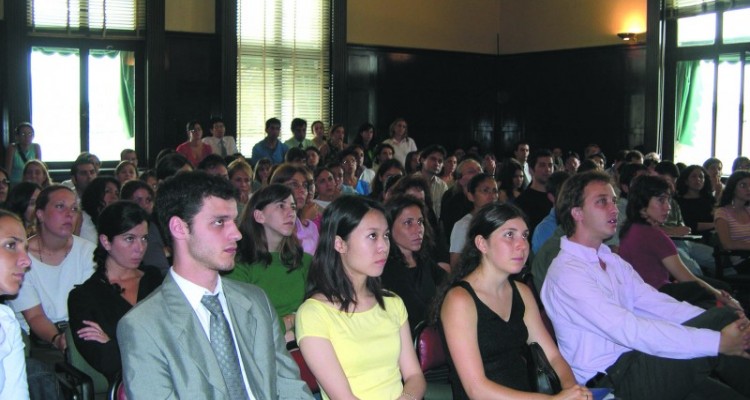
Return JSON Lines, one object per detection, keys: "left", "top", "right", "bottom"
{"left": 120, "top": 52, "right": 136, "bottom": 138}
{"left": 675, "top": 60, "right": 704, "bottom": 146}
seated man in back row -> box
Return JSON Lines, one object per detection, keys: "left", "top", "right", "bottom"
{"left": 542, "top": 170, "right": 750, "bottom": 400}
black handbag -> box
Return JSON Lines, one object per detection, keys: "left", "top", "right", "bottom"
{"left": 527, "top": 342, "right": 563, "bottom": 394}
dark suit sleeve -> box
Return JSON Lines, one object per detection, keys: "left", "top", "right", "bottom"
{"left": 68, "top": 284, "right": 123, "bottom": 382}
{"left": 117, "top": 311, "right": 177, "bottom": 400}
{"left": 258, "top": 290, "right": 314, "bottom": 399}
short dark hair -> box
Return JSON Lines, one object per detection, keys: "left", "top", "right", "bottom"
{"left": 528, "top": 149, "right": 553, "bottom": 170}
{"left": 265, "top": 117, "right": 281, "bottom": 130}
{"left": 619, "top": 163, "right": 649, "bottom": 189}
{"left": 209, "top": 116, "right": 225, "bottom": 129}
{"left": 420, "top": 145, "right": 447, "bottom": 160}
{"left": 291, "top": 118, "right": 307, "bottom": 131}
{"left": 198, "top": 154, "right": 227, "bottom": 171}
{"left": 154, "top": 171, "right": 238, "bottom": 247}
{"left": 285, "top": 147, "right": 307, "bottom": 163}
{"left": 70, "top": 154, "right": 96, "bottom": 176}
{"left": 655, "top": 161, "right": 680, "bottom": 179}
{"left": 546, "top": 171, "right": 571, "bottom": 196}
{"left": 625, "top": 150, "right": 644, "bottom": 162}
{"left": 467, "top": 172, "right": 494, "bottom": 195}
{"left": 624, "top": 175, "right": 670, "bottom": 232}
{"left": 120, "top": 179, "right": 155, "bottom": 202}
{"left": 155, "top": 153, "right": 192, "bottom": 181}
{"left": 556, "top": 171, "right": 613, "bottom": 237}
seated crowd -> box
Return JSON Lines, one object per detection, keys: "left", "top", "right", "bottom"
{"left": 1, "top": 116, "right": 750, "bottom": 400}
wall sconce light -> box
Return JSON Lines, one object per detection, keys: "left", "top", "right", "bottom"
{"left": 617, "top": 32, "right": 638, "bottom": 42}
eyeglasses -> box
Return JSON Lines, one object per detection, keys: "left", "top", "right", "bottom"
{"left": 285, "top": 180, "right": 310, "bottom": 191}
{"left": 0, "top": 179, "right": 9, "bottom": 186}
{"left": 341, "top": 159, "right": 355, "bottom": 165}
{"left": 17, "top": 132, "right": 33, "bottom": 137}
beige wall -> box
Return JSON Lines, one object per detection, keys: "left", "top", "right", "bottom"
{"left": 348, "top": 0, "right": 647, "bottom": 55}
{"left": 347, "top": 0, "right": 502, "bottom": 54}
{"left": 165, "top": 0, "right": 215, "bottom": 33}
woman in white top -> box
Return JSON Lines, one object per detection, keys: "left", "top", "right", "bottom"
{"left": 0, "top": 209, "right": 32, "bottom": 399}
{"left": 8, "top": 185, "right": 96, "bottom": 353}
{"left": 383, "top": 118, "right": 417, "bottom": 166}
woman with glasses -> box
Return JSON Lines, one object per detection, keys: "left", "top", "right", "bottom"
{"left": 226, "top": 184, "right": 311, "bottom": 343}
{"left": 5, "top": 122, "right": 42, "bottom": 185}
{"left": 176, "top": 120, "right": 212, "bottom": 168}
{"left": 340, "top": 147, "right": 371, "bottom": 195}
{"left": 450, "top": 173, "right": 500, "bottom": 270}
{"left": 8, "top": 185, "right": 96, "bottom": 354}
{"left": 270, "top": 164, "right": 320, "bottom": 255}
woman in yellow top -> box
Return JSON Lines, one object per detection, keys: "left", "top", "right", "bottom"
{"left": 295, "top": 196, "right": 426, "bottom": 400}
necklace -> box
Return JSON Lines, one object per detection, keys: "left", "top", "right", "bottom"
{"left": 38, "top": 236, "right": 72, "bottom": 264}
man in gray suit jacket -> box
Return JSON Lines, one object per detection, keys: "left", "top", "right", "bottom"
{"left": 117, "top": 172, "right": 312, "bottom": 399}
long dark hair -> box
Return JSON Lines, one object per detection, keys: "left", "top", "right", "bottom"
{"left": 93, "top": 201, "right": 149, "bottom": 273}
{"left": 675, "top": 165, "right": 714, "bottom": 202}
{"left": 620, "top": 175, "right": 670, "bottom": 239}
{"left": 5, "top": 182, "right": 41, "bottom": 226}
{"left": 431, "top": 203, "right": 527, "bottom": 324}
{"left": 306, "top": 196, "right": 392, "bottom": 311}
{"left": 499, "top": 159, "right": 523, "bottom": 199}
{"left": 719, "top": 170, "right": 750, "bottom": 207}
{"left": 81, "top": 176, "right": 120, "bottom": 225}
{"left": 236, "top": 184, "right": 303, "bottom": 271}
{"left": 384, "top": 195, "right": 436, "bottom": 268}
{"left": 369, "top": 158, "right": 404, "bottom": 201}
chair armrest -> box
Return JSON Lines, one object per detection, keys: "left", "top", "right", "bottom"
{"left": 55, "top": 362, "right": 95, "bottom": 400}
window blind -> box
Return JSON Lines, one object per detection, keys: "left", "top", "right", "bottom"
{"left": 236, "top": 0, "right": 331, "bottom": 153}
{"left": 666, "top": 0, "right": 750, "bottom": 19}
{"left": 27, "top": 0, "right": 146, "bottom": 37}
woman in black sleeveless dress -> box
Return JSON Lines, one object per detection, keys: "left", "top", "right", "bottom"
{"left": 434, "top": 203, "right": 590, "bottom": 399}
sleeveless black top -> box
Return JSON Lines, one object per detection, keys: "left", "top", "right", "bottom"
{"left": 444, "top": 280, "right": 531, "bottom": 398}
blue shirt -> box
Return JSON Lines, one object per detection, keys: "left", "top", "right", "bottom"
{"left": 532, "top": 208, "right": 557, "bottom": 254}
{"left": 251, "top": 139, "right": 288, "bottom": 165}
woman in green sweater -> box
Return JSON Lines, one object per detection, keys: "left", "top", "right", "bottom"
{"left": 225, "top": 184, "right": 312, "bottom": 343}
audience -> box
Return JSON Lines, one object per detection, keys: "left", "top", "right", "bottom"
{"left": 449, "top": 173, "right": 499, "bottom": 269}
{"left": 437, "top": 203, "right": 590, "bottom": 400}
{"left": 310, "top": 120, "right": 326, "bottom": 149}
{"left": 68, "top": 201, "right": 163, "bottom": 383}
{"left": 22, "top": 160, "right": 52, "bottom": 189}
{"left": 176, "top": 120, "right": 212, "bottom": 167}
{"left": 512, "top": 141, "right": 531, "bottom": 188}
{"left": 120, "top": 180, "right": 170, "bottom": 275}
{"left": 225, "top": 184, "right": 311, "bottom": 343}
{"left": 251, "top": 118, "right": 288, "bottom": 165}
{"left": 714, "top": 170, "right": 750, "bottom": 269}
{"left": 319, "top": 124, "right": 346, "bottom": 163}
{"left": 497, "top": 158, "right": 525, "bottom": 203}
{"left": 114, "top": 160, "right": 138, "bottom": 185}
{"left": 284, "top": 118, "right": 314, "bottom": 150}
{"left": 383, "top": 118, "right": 417, "bottom": 165}
{"left": 703, "top": 157, "right": 724, "bottom": 200}
{"left": 270, "top": 164, "right": 321, "bottom": 254}
{"left": 5, "top": 122, "right": 42, "bottom": 185}
{"left": 352, "top": 122, "right": 378, "bottom": 169}
{"left": 4, "top": 182, "right": 42, "bottom": 238}
{"left": 543, "top": 171, "right": 750, "bottom": 399}
{"left": 202, "top": 117, "right": 238, "bottom": 157}
{"left": 9, "top": 185, "right": 96, "bottom": 354}
{"left": 79, "top": 177, "right": 121, "bottom": 244}
{"left": 382, "top": 195, "right": 446, "bottom": 330}
{"left": 515, "top": 149, "right": 555, "bottom": 238}
{"left": 296, "top": 195, "right": 426, "bottom": 400}
{"left": 117, "top": 171, "right": 312, "bottom": 398}
{"left": 675, "top": 165, "right": 716, "bottom": 238}
{"left": 419, "top": 145, "right": 448, "bottom": 217}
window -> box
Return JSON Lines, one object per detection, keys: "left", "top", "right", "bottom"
{"left": 25, "top": 0, "right": 144, "bottom": 163}
{"left": 667, "top": 1, "right": 750, "bottom": 166}
{"left": 236, "top": 0, "right": 331, "bottom": 153}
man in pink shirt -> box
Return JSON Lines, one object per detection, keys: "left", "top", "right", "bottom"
{"left": 542, "top": 170, "right": 750, "bottom": 400}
